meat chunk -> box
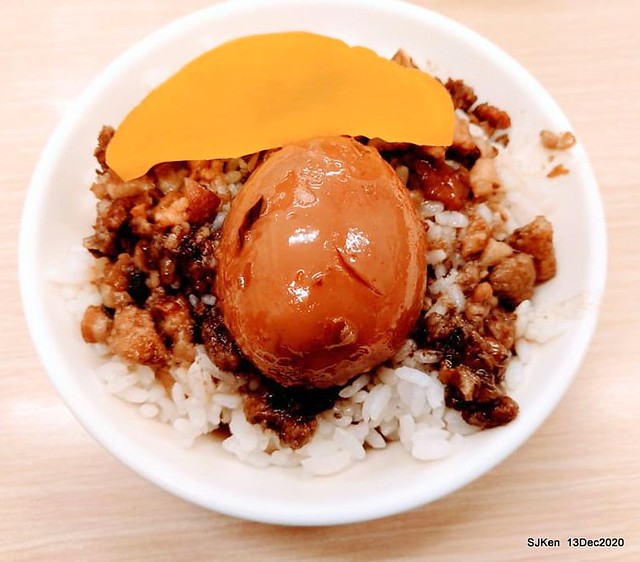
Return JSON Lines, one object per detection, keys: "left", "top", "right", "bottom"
{"left": 422, "top": 312, "right": 509, "bottom": 377}
{"left": 129, "top": 197, "right": 155, "bottom": 238}
{"left": 391, "top": 49, "right": 418, "bottom": 69}
{"left": 148, "top": 294, "right": 195, "bottom": 364}
{"left": 94, "top": 126, "right": 114, "bottom": 172}
{"left": 94, "top": 253, "right": 150, "bottom": 309}
{"left": 455, "top": 261, "right": 484, "bottom": 294}
{"left": 243, "top": 392, "right": 316, "bottom": 449}
{"left": 411, "top": 158, "right": 470, "bottom": 211}
{"left": 462, "top": 395, "right": 519, "bottom": 428}
{"left": 80, "top": 305, "right": 113, "bottom": 344}
{"left": 479, "top": 238, "right": 513, "bottom": 268}
{"left": 463, "top": 328, "right": 510, "bottom": 376}
{"left": 108, "top": 306, "right": 168, "bottom": 365}
{"left": 469, "top": 157, "right": 500, "bottom": 198}
{"left": 154, "top": 191, "right": 189, "bottom": 228}
{"left": 183, "top": 178, "right": 220, "bottom": 224}
{"left": 485, "top": 308, "right": 516, "bottom": 350}
{"left": 84, "top": 198, "right": 132, "bottom": 258}
{"left": 440, "top": 364, "right": 484, "bottom": 402}
{"left": 445, "top": 78, "right": 477, "bottom": 112}
{"left": 489, "top": 253, "right": 536, "bottom": 306}
{"left": 540, "top": 130, "right": 576, "bottom": 150}
{"left": 83, "top": 190, "right": 155, "bottom": 258}
{"left": 423, "top": 309, "right": 518, "bottom": 429}
{"left": 494, "top": 133, "right": 510, "bottom": 147}
{"left": 446, "top": 116, "right": 481, "bottom": 169}
{"left": 472, "top": 103, "right": 511, "bottom": 132}
{"left": 100, "top": 197, "right": 133, "bottom": 232}
{"left": 507, "top": 216, "right": 557, "bottom": 282}
{"left": 153, "top": 162, "right": 188, "bottom": 194}
{"left": 547, "top": 164, "right": 570, "bottom": 178}
{"left": 461, "top": 213, "right": 491, "bottom": 259}
{"left": 104, "top": 174, "right": 154, "bottom": 200}
{"left": 440, "top": 363, "right": 501, "bottom": 403}
{"left": 464, "top": 282, "right": 496, "bottom": 325}
{"left": 176, "top": 224, "right": 217, "bottom": 296}
{"left": 188, "top": 159, "right": 225, "bottom": 185}
{"left": 199, "top": 307, "right": 244, "bottom": 372}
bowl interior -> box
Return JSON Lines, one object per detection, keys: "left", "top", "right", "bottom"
{"left": 20, "top": 0, "right": 606, "bottom": 525}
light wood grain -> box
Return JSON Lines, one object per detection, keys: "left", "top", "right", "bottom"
{"left": 2, "top": 1, "right": 639, "bottom": 560}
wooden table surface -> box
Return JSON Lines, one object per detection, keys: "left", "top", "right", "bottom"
{"left": 2, "top": 0, "right": 638, "bottom": 560}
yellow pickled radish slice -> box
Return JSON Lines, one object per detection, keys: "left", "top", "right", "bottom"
{"left": 106, "top": 32, "right": 454, "bottom": 181}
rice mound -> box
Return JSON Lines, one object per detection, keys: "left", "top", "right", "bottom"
{"left": 52, "top": 62, "right": 562, "bottom": 476}
{"left": 55, "top": 172, "right": 544, "bottom": 477}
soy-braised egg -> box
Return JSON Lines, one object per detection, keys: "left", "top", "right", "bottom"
{"left": 216, "top": 136, "right": 427, "bottom": 388}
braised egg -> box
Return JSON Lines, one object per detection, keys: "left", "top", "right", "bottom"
{"left": 216, "top": 136, "right": 427, "bottom": 388}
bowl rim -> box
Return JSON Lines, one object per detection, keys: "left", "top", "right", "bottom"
{"left": 19, "top": 0, "right": 607, "bottom": 526}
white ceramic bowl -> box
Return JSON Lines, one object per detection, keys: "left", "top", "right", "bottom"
{"left": 20, "top": 0, "right": 606, "bottom": 525}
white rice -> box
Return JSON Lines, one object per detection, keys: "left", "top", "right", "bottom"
{"left": 435, "top": 210, "right": 469, "bottom": 229}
